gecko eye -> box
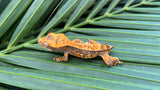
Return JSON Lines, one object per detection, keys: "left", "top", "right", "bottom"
{"left": 44, "top": 42, "right": 48, "bottom": 47}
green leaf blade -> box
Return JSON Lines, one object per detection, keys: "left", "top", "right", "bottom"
{"left": 0, "top": 50, "right": 160, "bottom": 89}
{"left": 0, "top": 67, "right": 99, "bottom": 90}
{"left": 144, "top": 2, "right": 160, "bottom": 6}
{"left": 87, "top": 0, "right": 109, "bottom": 20}
{"left": 38, "top": 0, "right": 79, "bottom": 37}
{"left": 0, "top": 0, "right": 33, "bottom": 38}
{"left": 65, "top": 0, "right": 95, "bottom": 27}
{"left": 70, "top": 28, "right": 160, "bottom": 39}
{"left": 110, "top": 14, "right": 160, "bottom": 21}
{"left": 90, "top": 19, "right": 160, "bottom": 30}
{"left": 128, "top": 8, "right": 160, "bottom": 14}
{"left": 7, "top": 0, "right": 54, "bottom": 49}
{"left": 105, "top": 0, "right": 120, "bottom": 14}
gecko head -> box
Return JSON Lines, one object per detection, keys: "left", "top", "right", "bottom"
{"left": 38, "top": 35, "right": 49, "bottom": 49}
{"left": 38, "top": 32, "right": 70, "bottom": 49}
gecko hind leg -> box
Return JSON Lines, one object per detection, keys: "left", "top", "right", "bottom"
{"left": 54, "top": 51, "right": 70, "bottom": 62}
{"left": 100, "top": 53, "right": 122, "bottom": 66}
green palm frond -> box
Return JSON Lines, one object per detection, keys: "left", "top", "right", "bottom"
{"left": 0, "top": 0, "right": 160, "bottom": 89}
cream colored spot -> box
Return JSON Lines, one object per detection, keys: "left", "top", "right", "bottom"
{"left": 80, "top": 54, "right": 83, "bottom": 56}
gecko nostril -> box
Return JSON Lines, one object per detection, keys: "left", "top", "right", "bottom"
{"left": 38, "top": 41, "right": 42, "bottom": 46}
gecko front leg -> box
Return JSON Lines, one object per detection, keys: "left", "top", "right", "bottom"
{"left": 54, "top": 51, "right": 70, "bottom": 62}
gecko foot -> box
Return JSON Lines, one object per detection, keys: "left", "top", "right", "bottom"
{"left": 110, "top": 57, "right": 123, "bottom": 66}
{"left": 54, "top": 56, "right": 68, "bottom": 62}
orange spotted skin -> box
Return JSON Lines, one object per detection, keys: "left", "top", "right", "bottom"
{"left": 38, "top": 32, "right": 122, "bottom": 66}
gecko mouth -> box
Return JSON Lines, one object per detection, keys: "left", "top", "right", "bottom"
{"left": 38, "top": 39, "right": 44, "bottom": 47}
{"left": 38, "top": 39, "right": 42, "bottom": 45}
